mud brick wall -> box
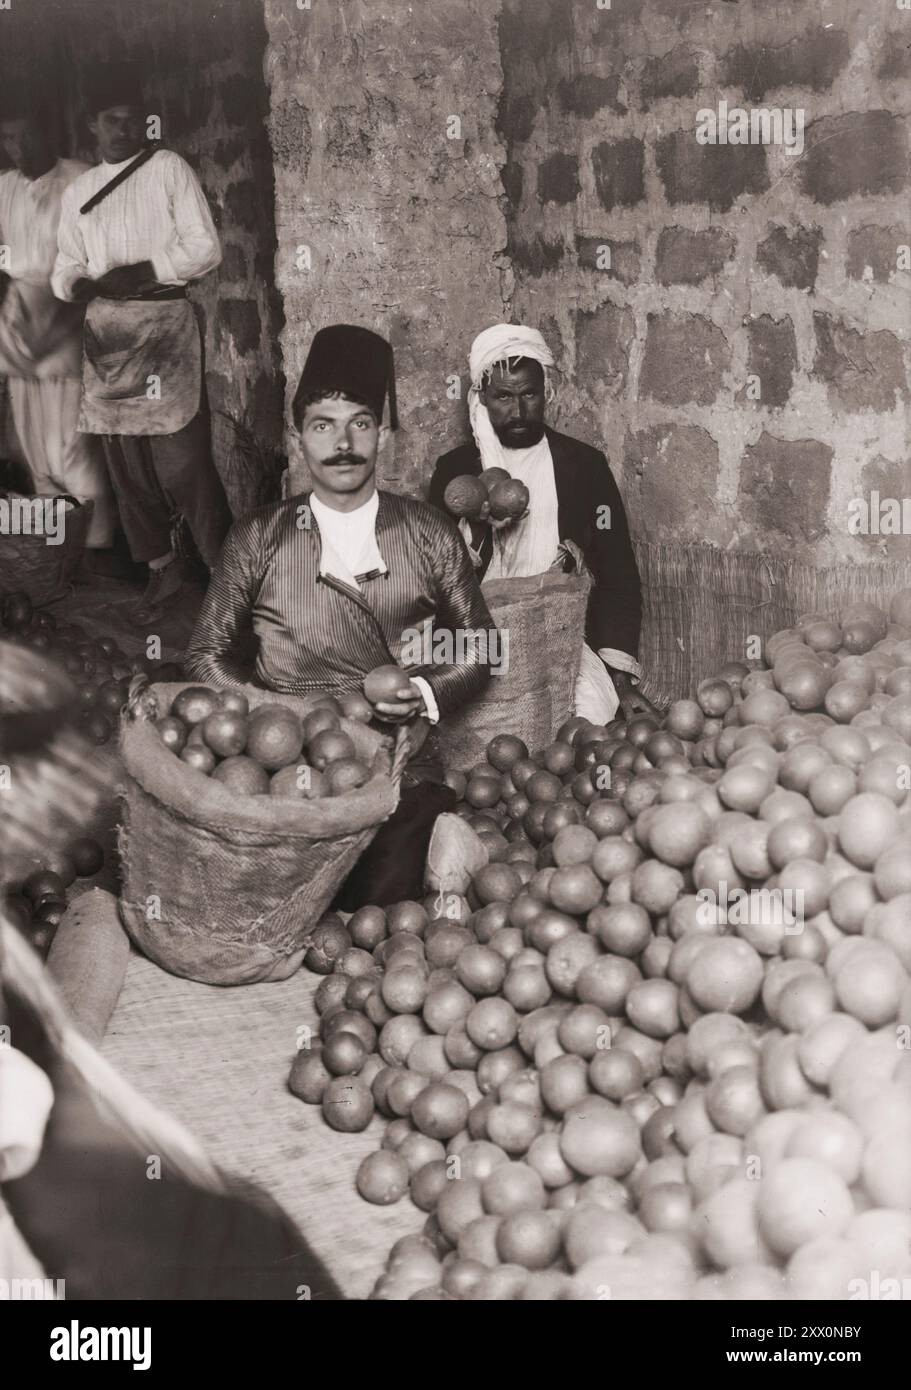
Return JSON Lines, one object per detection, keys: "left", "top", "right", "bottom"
{"left": 263, "top": 0, "right": 509, "bottom": 489}
{"left": 497, "top": 0, "right": 911, "bottom": 567}
{"left": 0, "top": 0, "right": 285, "bottom": 515}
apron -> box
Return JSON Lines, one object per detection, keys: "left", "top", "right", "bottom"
{"left": 0, "top": 281, "right": 83, "bottom": 381}
{"left": 78, "top": 296, "right": 201, "bottom": 437}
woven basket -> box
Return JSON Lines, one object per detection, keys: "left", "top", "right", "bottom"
{"left": 436, "top": 570, "right": 592, "bottom": 771}
{"left": 118, "top": 682, "right": 409, "bottom": 985}
{"left": 0, "top": 495, "right": 92, "bottom": 607}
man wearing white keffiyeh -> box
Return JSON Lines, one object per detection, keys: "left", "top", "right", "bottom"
{"left": 431, "top": 322, "right": 656, "bottom": 722}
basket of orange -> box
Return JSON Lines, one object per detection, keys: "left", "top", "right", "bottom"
{"left": 117, "top": 681, "right": 409, "bottom": 985}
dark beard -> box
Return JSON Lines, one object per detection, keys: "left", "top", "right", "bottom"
{"left": 494, "top": 420, "right": 546, "bottom": 449}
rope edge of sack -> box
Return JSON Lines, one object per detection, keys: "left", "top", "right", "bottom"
{"left": 120, "top": 678, "right": 412, "bottom": 837}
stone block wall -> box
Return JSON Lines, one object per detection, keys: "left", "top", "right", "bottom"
{"left": 497, "top": 0, "right": 911, "bottom": 566}
{"left": 263, "top": 0, "right": 509, "bottom": 490}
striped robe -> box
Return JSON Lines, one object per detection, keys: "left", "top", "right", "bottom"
{"left": 185, "top": 489, "right": 495, "bottom": 719}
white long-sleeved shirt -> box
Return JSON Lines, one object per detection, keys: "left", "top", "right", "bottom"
{"left": 0, "top": 159, "right": 89, "bottom": 285}
{"left": 51, "top": 148, "right": 221, "bottom": 301}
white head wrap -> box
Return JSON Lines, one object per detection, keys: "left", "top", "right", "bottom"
{"left": 467, "top": 323, "right": 554, "bottom": 470}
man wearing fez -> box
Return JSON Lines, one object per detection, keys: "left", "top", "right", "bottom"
{"left": 186, "top": 325, "right": 495, "bottom": 907}
{"left": 0, "top": 93, "right": 114, "bottom": 548}
{"left": 52, "top": 63, "right": 231, "bottom": 622}
{"left": 430, "top": 322, "right": 656, "bottom": 722}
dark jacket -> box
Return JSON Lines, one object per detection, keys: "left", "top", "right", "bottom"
{"left": 185, "top": 489, "right": 494, "bottom": 719}
{"left": 429, "top": 426, "right": 642, "bottom": 660}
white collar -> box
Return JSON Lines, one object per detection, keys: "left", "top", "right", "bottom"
{"left": 309, "top": 490, "right": 379, "bottom": 534}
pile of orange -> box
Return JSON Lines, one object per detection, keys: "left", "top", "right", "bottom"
{"left": 286, "top": 590, "right": 911, "bottom": 1300}
{"left": 155, "top": 686, "right": 375, "bottom": 798}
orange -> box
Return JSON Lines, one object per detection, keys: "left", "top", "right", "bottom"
{"left": 356, "top": 1149, "right": 409, "bottom": 1205}
{"left": 696, "top": 1177, "right": 768, "bottom": 1269}
{"left": 455, "top": 944, "right": 507, "bottom": 996}
{"left": 646, "top": 803, "right": 711, "bottom": 867}
{"left": 487, "top": 733, "right": 529, "bottom": 771}
{"left": 704, "top": 1065, "right": 765, "bottom": 1136}
{"left": 472, "top": 862, "right": 522, "bottom": 904}
{"left": 828, "top": 873, "right": 877, "bottom": 932}
{"left": 779, "top": 741, "right": 832, "bottom": 793}
{"left": 784, "top": 1112, "right": 864, "bottom": 1184}
{"left": 685, "top": 938, "right": 764, "bottom": 1014}
{"left": 443, "top": 474, "right": 487, "bottom": 519}
{"left": 833, "top": 942, "right": 904, "bottom": 1025}
{"left": 857, "top": 752, "right": 909, "bottom": 805}
{"left": 495, "top": 1209, "right": 561, "bottom": 1269}
{"left": 807, "top": 763, "right": 857, "bottom": 815}
{"left": 772, "top": 971, "right": 836, "bottom": 1032}
{"left": 552, "top": 824, "right": 599, "bottom": 866}
{"left": 796, "top": 1012, "right": 867, "bottom": 1088}
{"left": 545, "top": 932, "right": 600, "bottom": 995}
{"left": 436, "top": 1177, "right": 486, "bottom": 1242}
{"left": 873, "top": 837, "right": 911, "bottom": 898}
{"left": 625, "top": 979, "right": 680, "bottom": 1039}
{"left": 485, "top": 1101, "right": 542, "bottom": 1155}
{"left": 665, "top": 699, "right": 705, "bottom": 740}
{"left": 861, "top": 1125, "right": 911, "bottom": 1208}
{"left": 757, "top": 1158, "right": 854, "bottom": 1257}
{"left": 630, "top": 859, "right": 685, "bottom": 914}
{"left": 590, "top": 902, "right": 651, "bottom": 958}
{"left": 767, "top": 811, "right": 828, "bottom": 867}
{"left": 548, "top": 863, "right": 603, "bottom": 914}
{"left": 488, "top": 477, "right": 530, "bottom": 521}
{"left": 481, "top": 1161, "right": 546, "bottom": 1215}
{"left": 591, "top": 836, "right": 642, "bottom": 882}
{"left": 321, "top": 1076, "right": 374, "bottom": 1132}
{"left": 324, "top": 757, "right": 371, "bottom": 794}
{"left": 803, "top": 618, "right": 843, "bottom": 652}
{"left": 775, "top": 659, "right": 832, "bottom": 710}
{"left": 245, "top": 704, "right": 305, "bottom": 769}
{"left": 759, "top": 1034, "right": 814, "bottom": 1110}
{"left": 697, "top": 679, "right": 735, "bottom": 718}
{"left": 308, "top": 727, "right": 356, "bottom": 769}
{"left": 211, "top": 755, "right": 270, "bottom": 794}
{"left": 171, "top": 685, "right": 218, "bottom": 726}
{"left": 841, "top": 600, "right": 888, "bottom": 642}
{"left": 466, "top": 996, "right": 519, "bottom": 1050}
{"left": 837, "top": 792, "right": 901, "bottom": 868}
{"left": 739, "top": 689, "right": 790, "bottom": 726}
{"left": 841, "top": 619, "right": 878, "bottom": 654}
{"left": 717, "top": 763, "right": 775, "bottom": 814}
{"left": 526, "top": 1131, "right": 575, "bottom": 1189}
{"left": 728, "top": 822, "right": 772, "bottom": 879}
{"left": 559, "top": 1102, "right": 641, "bottom": 1178}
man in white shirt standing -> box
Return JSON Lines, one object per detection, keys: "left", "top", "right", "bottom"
{"left": 0, "top": 95, "right": 113, "bottom": 549}
{"left": 52, "top": 65, "right": 231, "bottom": 624}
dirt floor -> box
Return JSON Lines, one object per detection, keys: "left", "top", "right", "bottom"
{"left": 54, "top": 564, "right": 206, "bottom": 666}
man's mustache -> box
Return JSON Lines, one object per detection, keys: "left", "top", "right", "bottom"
{"left": 326, "top": 453, "right": 367, "bottom": 466}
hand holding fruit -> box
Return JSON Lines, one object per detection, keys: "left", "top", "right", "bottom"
{"left": 443, "top": 472, "right": 530, "bottom": 530}
{"left": 363, "top": 664, "right": 426, "bottom": 724}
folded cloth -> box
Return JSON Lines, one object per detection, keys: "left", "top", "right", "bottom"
{"left": 424, "top": 813, "right": 489, "bottom": 897}
{"left": 46, "top": 889, "right": 132, "bottom": 1045}
{"left": 0, "top": 1046, "right": 55, "bottom": 1181}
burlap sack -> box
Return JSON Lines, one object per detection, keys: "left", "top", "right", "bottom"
{"left": 119, "top": 683, "right": 407, "bottom": 986}
{"left": 0, "top": 495, "right": 92, "bottom": 606}
{"left": 436, "top": 569, "right": 592, "bottom": 771}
